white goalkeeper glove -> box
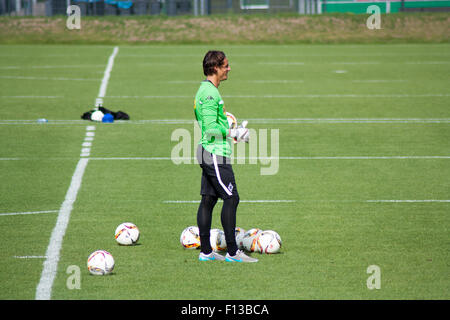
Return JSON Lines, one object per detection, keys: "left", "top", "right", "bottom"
{"left": 229, "top": 120, "right": 249, "bottom": 143}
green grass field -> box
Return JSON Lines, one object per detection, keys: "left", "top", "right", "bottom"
{"left": 0, "top": 43, "right": 449, "bottom": 300}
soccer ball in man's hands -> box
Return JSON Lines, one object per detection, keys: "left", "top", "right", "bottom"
{"left": 226, "top": 112, "right": 249, "bottom": 143}
{"left": 180, "top": 226, "right": 200, "bottom": 249}
{"left": 255, "top": 230, "right": 282, "bottom": 254}
{"left": 242, "top": 228, "right": 262, "bottom": 252}
{"left": 226, "top": 112, "right": 239, "bottom": 144}
{"left": 115, "top": 222, "right": 140, "bottom": 245}
{"left": 87, "top": 250, "right": 115, "bottom": 275}
{"left": 210, "top": 228, "right": 227, "bottom": 252}
{"left": 226, "top": 112, "right": 237, "bottom": 129}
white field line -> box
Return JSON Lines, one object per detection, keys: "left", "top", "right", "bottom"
{"left": 1, "top": 118, "right": 450, "bottom": 125}
{"left": 35, "top": 46, "right": 118, "bottom": 300}
{"left": 250, "top": 80, "right": 304, "bottom": 83}
{"left": 254, "top": 61, "right": 450, "bottom": 66}
{"left": 0, "top": 76, "right": 99, "bottom": 81}
{"left": 262, "top": 156, "right": 450, "bottom": 160}
{"left": 163, "top": 200, "right": 297, "bottom": 203}
{"left": 35, "top": 158, "right": 89, "bottom": 300}
{"left": 111, "top": 53, "right": 450, "bottom": 58}
{"left": 89, "top": 46, "right": 450, "bottom": 57}
{"left": 1, "top": 93, "right": 449, "bottom": 101}
{"left": 405, "top": 61, "right": 450, "bottom": 65}
{"left": 0, "top": 120, "right": 88, "bottom": 125}
{"left": 0, "top": 210, "right": 58, "bottom": 217}
{"left": 332, "top": 62, "right": 381, "bottom": 65}
{"left": 241, "top": 118, "right": 450, "bottom": 124}
{"left": 166, "top": 80, "right": 305, "bottom": 84}
{"left": 14, "top": 256, "right": 48, "bottom": 259}
{"left": 1, "top": 155, "right": 449, "bottom": 161}
{"left": 0, "top": 96, "right": 63, "bottom": 99}
{"left": 258, "top": 62, "right": 305, "bottom": 65}
{"left": 0, "top": 64, "right": 105, "bottom": 69}
{"left": 233, "top": 93, "right": 450, "bottom": 98}
{"left": 366, "top": 199, "right": 450, "bottom": 203}
{"left": 90, "top": 157, "right": 178, "bottom": 160}
{"left": 2, "top": 59, "right": 446, "bottom": 68}
{"left": 125, "top": 53, "right": 450, "bottom": 57}
{"left": 107, "top": 93, "right": 450, "bottom": 99}
{"left": 80, "top": 126, "right": 96, "bottom": 157}
{"left": 88, "top": 156, "right": 450, "bottom": 161}
{"left": 351, "top": 80, "right": 407, "bottom": 83}
{"left": 96, "top": 46, "right": 119, "bottom": 106}
{"left": 163, "top": 199, "right": 450, "bottom": 204}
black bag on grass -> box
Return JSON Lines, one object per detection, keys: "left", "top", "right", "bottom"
{"left": 81, "top": 107, "right": 130, "bottom": 121}
{"left": 99, "top": 107, "right": 130, "bottom": 120}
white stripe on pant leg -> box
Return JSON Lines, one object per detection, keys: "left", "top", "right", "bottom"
{"left": 212, "top": 154, "right": 233, "bottom": 197}
{"left": 35, "top": 158, "right": 89, "bottom": 300}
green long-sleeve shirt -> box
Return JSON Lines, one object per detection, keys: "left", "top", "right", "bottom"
{"left": 194, "top": 80, "right": 232, "bottom": 158}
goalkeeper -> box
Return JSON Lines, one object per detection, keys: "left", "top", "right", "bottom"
{"left": 194, "top": 50, "right": 257, "bottom": 263}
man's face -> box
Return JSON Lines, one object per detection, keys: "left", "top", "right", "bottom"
{"left": 216, "top": 58, "right": 230, "bottom": 81}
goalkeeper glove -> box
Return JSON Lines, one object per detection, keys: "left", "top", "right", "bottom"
{"left": 229, "top": 120, "right": 249, "bottom": 143}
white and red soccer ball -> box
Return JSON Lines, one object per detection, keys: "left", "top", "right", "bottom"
{"left": 87, "top": 250, "right": 115, "bottom": 275}
{"left": 180, "top": 226, "right": 201, "bottom": 249}
{"left": 210, "top": 228, "right": 227, "bottom": 252}
{"left": 254, "top": 230, "right": 282, "bottom": 254}
{"left": 115, "top": 222, "right": 140, "bottom": 246}
{"left": 226, "top": 112, "right": 237, "bottom": 130}
{"left": 242, "top": 228, "right": 282, "bottom": 254}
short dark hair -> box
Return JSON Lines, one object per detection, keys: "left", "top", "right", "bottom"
{"left": 203, "top": 50, "right": 226, "bottom": 76}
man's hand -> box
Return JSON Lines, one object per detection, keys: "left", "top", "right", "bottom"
{"left": 229, "top": 120, "right": 249, "bottom": 143}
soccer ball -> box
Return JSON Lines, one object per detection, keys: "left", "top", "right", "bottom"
{"left": 242, "top": 228, "right": 262, "bottom": 252}
{"left": 115, "top": 222, "right": 140, "bottom": 245}
{"left": 235, "top": 227, "right": 246, "bottom": 250}
{"left": 226, "top": 112, "right": 237, "bottom": 129}
{"left": 180, "top": 226, "right": 200, "bottom": 249}
{"left": 255, "top": 230, "right": 282, "bottom": 254}
{"left": 263, "top": 230, "right": 282, "bottom": 248}
{"left": 226, "top": 112, "right": 239, "bottom": 144}
{"left": 91, "top": 110, "right": 104, "bottom": 122}
{"left": 87, "top": 250, "right": 115, "bottom": 275}
{"left": 210, "top": 228, "right": 227, "bottom": 252}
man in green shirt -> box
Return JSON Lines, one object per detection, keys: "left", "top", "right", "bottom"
{"left": 194, "top": 50, "right": 257, "bottom": 263}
